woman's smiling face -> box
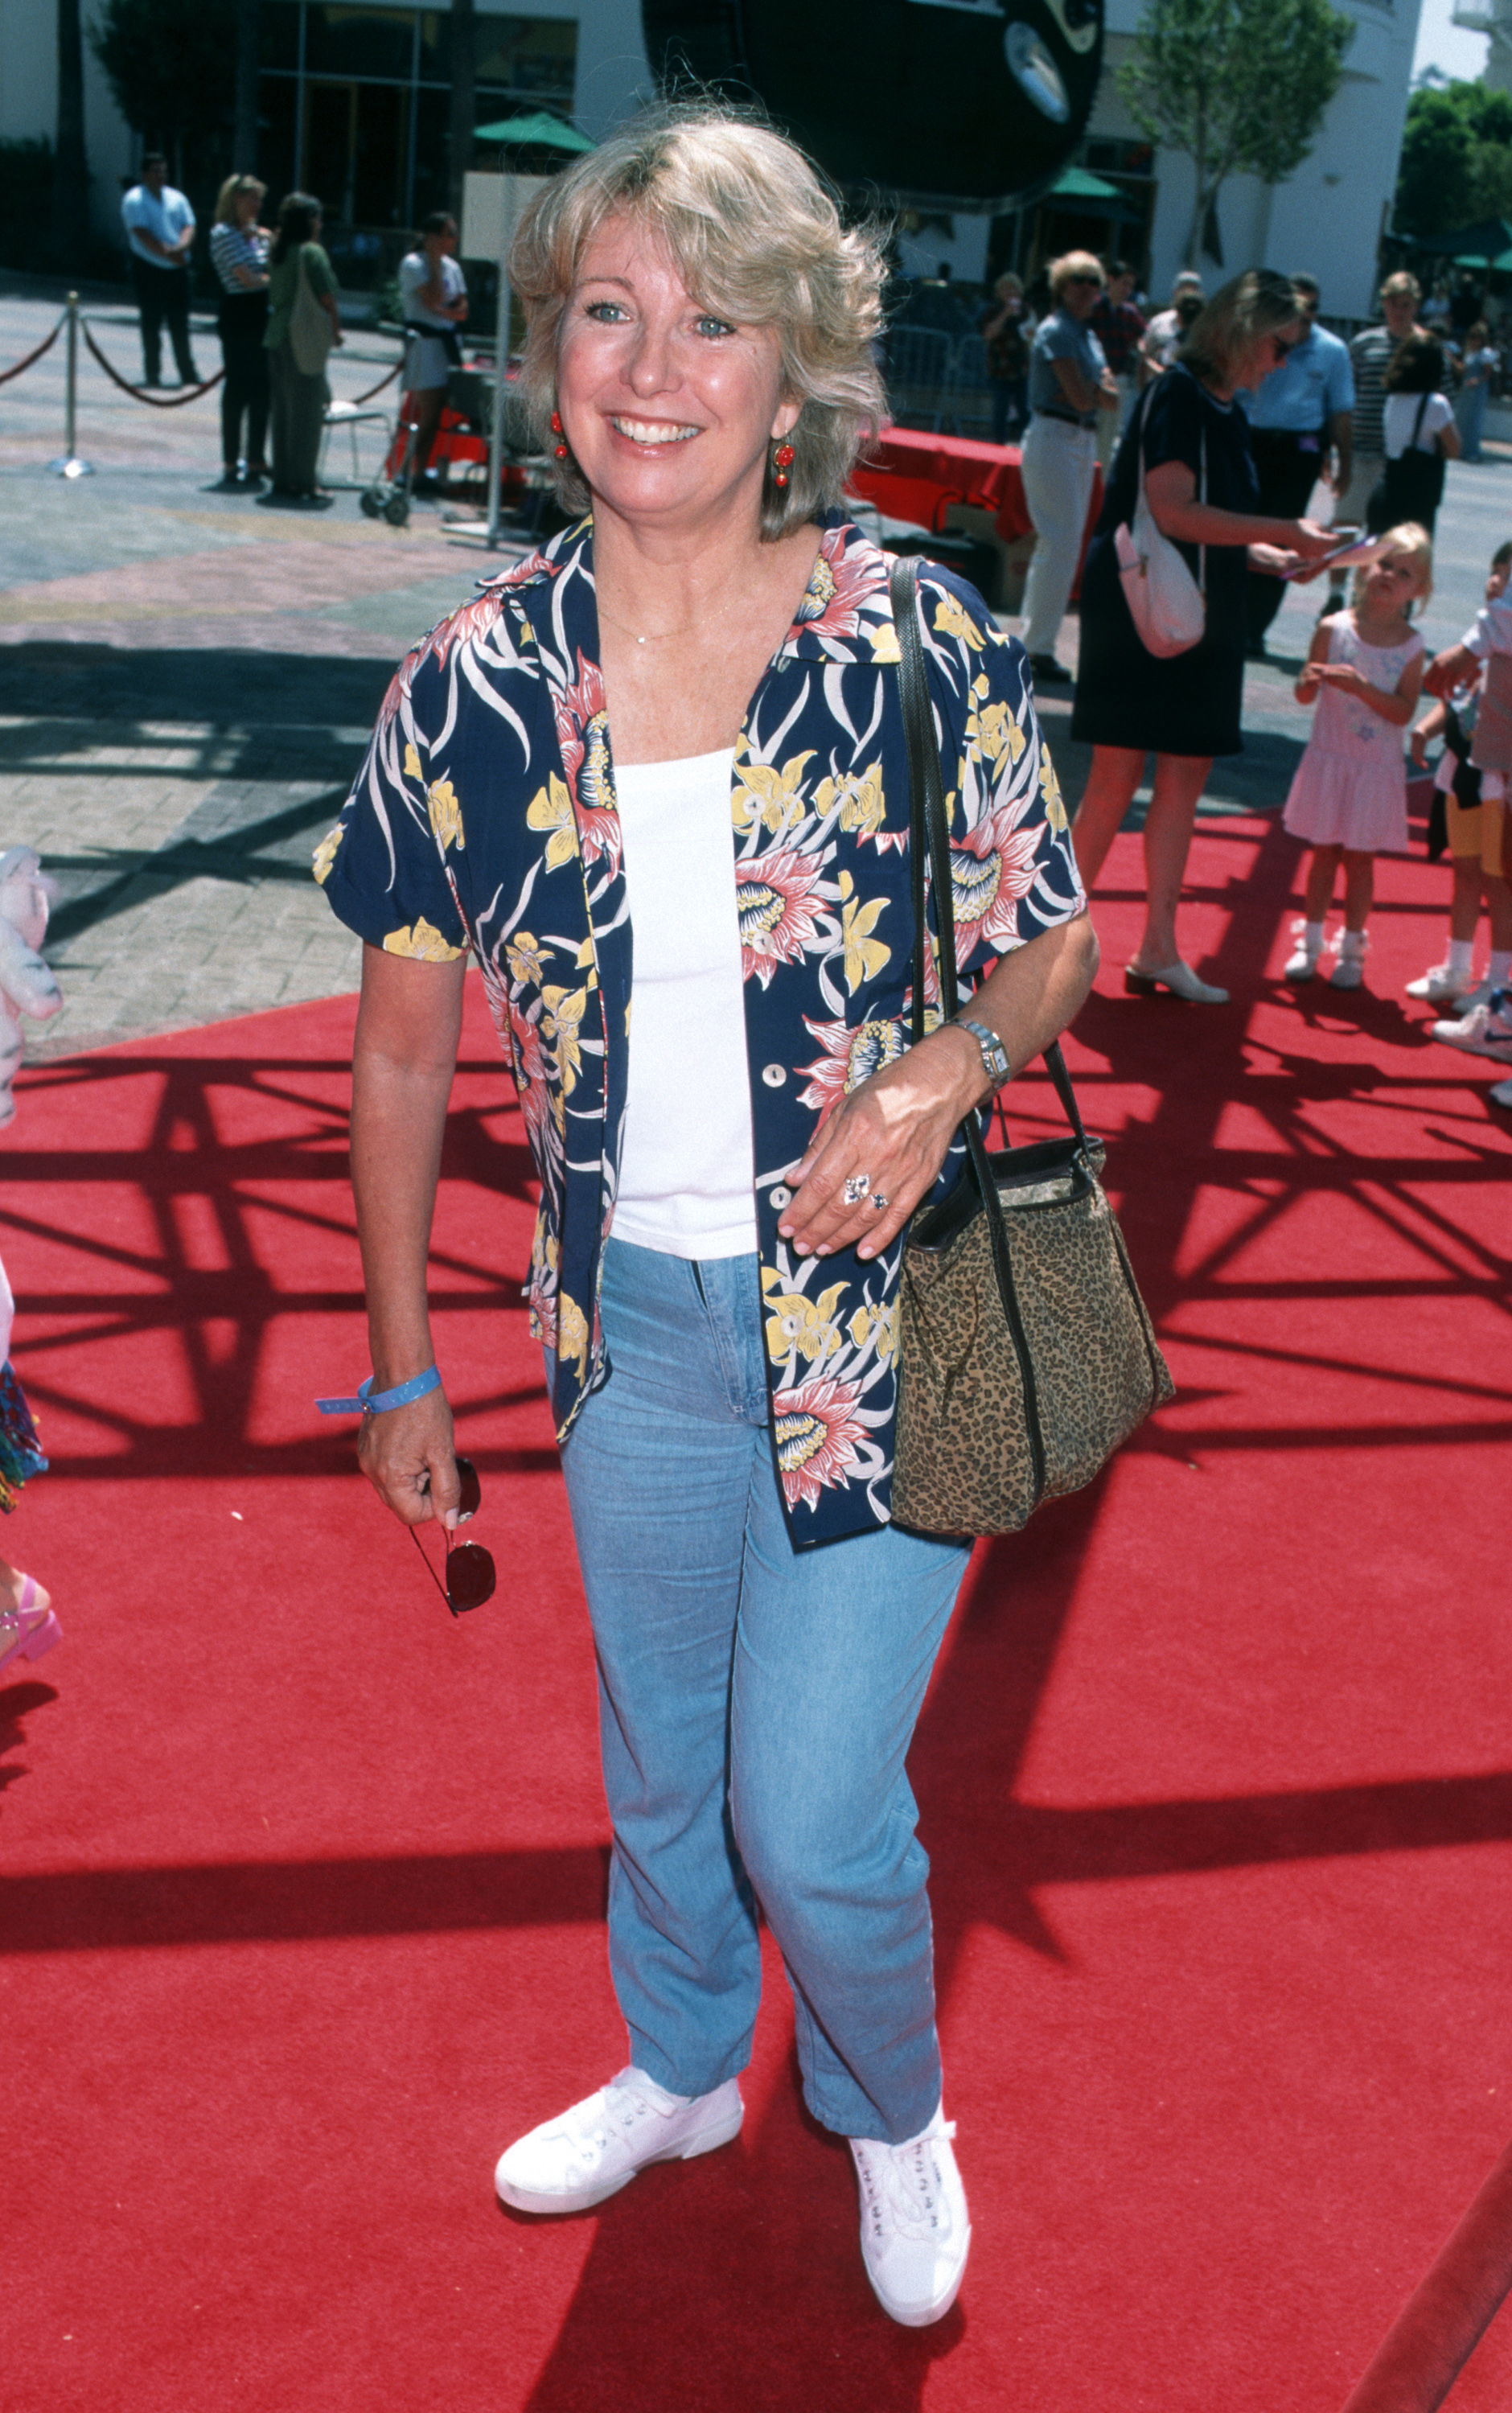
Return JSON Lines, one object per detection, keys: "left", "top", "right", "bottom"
{"left": 554, "top": 211, "right": 799, "bottom": 535}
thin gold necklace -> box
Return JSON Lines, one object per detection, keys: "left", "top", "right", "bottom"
{"left": 598, "top": 592, "right": 747, "bottom": 647}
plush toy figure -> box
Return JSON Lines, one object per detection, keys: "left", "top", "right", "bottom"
{"left": 0, "top": 845, "right": 60, "bottom": 1680}
{"left": 0, "top": 846, "right": 61, "bottom": 1125}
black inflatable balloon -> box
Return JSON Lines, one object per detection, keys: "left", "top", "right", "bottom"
{"left": 642, "top": 0, "right": 1104, "bottom": 210}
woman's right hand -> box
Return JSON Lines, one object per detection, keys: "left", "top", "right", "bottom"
{"left": 1288, "top": 519, "right": 1337, "bottom": 561}
{"left": 357, "top": 1387, "right": 463, "bottom": 1529}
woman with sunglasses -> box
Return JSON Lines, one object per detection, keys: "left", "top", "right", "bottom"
{"left": 315, "top": 104, "right": 1095, "bottom": 2330}
{"left": 1017, "top": 251, "right": 1120, "bottom": 686}
{"left": 1069, "top": 269, "right": 1336, "bottom": 1001}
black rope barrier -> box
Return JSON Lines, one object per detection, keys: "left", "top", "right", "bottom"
{"left": 80, "top": 320, "right": 224, "bottom": 406}
{"left": 350, "top": 356, "right": 403, "bottom": 404}
{"left": 0, "top": 314, "right": 65, "bottom": 388}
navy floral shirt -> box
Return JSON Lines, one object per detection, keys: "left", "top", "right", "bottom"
{"left": 315, "top": 516, "right": 1084, "bottom": 1546}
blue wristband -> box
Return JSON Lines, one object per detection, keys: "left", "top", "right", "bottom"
{"left": 316, "top": 1365, "right": 442, "bottom": 1416}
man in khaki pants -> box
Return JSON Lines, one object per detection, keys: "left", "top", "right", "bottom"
{"left": 1325, "top": 273, "right": 1427, "bottom": 616}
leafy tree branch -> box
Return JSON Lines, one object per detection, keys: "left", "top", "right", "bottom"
{"left": 1118, "top": 0, "right": 1354, "bottom": 268}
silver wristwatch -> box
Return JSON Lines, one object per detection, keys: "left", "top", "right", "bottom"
{"left": 955, "top": 1017, "right": 1012, "bottom": 1091}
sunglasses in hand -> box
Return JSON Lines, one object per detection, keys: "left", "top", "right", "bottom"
{"left": 410, "top": 1455, "right": 495, "bottom": 1615}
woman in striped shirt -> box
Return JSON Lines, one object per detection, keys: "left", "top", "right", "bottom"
{"left": 210, "top": 175, "right": 272, "bottom": 490}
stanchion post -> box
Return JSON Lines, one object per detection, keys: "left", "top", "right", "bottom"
{"left": 48, "top": 293, "right": 92, "bottom": 479}
{"left": 460, "top": 170, "right": 544, "bottom": 552}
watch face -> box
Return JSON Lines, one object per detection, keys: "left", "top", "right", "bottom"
{"left": 641, "top": 0, "right": 1104, "bottom": 210}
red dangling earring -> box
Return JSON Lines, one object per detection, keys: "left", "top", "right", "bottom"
{"left": 550, "top": 409, "right": 569, "bottom": 462}
{"left": 773, "top": 439, "right": 795, "bottom": 490}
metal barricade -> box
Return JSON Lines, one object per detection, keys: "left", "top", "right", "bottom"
{"left": 941, "top": 335, "right": 995, "bottom": 439}
{"left": 884, "top": 325, "right": 955, "bottom": 431}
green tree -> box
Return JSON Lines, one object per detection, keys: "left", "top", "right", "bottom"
{"left": 55, "top": 0, "right": 88, "bottom": 264}
{"left": 89, "top": 0, "right": 236, "bottom": 187}
{"left": 1118, "top": 0, "right": 1354, "bottom": 269}
{"left": 1395, "top": 80, "right": 1512, "bottom": 236}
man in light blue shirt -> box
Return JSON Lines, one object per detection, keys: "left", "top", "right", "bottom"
{"left": 1244, "top": 273, "right": 1354, "bottom": 653}
{"left": 121, "top": 153, "right": 199, "bottom": 388}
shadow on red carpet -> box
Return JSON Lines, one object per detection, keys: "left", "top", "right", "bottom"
{"left": 6, "top": 810, "right": 1512, "bottom": 2412}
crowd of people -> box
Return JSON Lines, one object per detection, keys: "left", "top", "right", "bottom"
{"left": 1016, "top": 253, "right": 1511, "bottom": 1107}
{"left": 119, "top": 160, "right": 468, "bottom": 504}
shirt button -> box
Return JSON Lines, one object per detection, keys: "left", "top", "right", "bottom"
{"left": 762, "top": 1063, "right": 787, "bottom": 1087}
{"left": 770, "top": 1185, "right": 792, "bottom": 1209}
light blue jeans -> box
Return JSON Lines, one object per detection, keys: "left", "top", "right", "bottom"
{"left": 556, "top": 1238, "right": 972, "bottom": 2144}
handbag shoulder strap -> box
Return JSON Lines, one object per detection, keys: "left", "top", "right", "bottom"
{"left": 890, "top": 552, "right": 1054, "bottom": 1506}
{"left": 888, "top": 554, "right": 1093, "bottom": 1150}
{"left": 1136, "top": 373, "right": 1205, "bottom": 596}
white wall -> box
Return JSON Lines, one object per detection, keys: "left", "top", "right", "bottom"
{"left": 0, "top": 0, "right": 136, "bottom": 245}
{"left": 1097, "top": 0, "right": 1424, "bottom": 319}
{"left": 569, "top": 0, "right": 656, "bottom": 136}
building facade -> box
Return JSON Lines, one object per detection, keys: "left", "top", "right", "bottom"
{"left": 3, "top": 0, "right": 1418, "bottom": 316}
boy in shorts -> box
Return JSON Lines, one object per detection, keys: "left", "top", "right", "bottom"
{"left": 1421, "top": 541, "right": 1512, "bottom": 1099}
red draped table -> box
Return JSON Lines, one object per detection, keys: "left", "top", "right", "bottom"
{"left": 846, "top": 423, "right": 1104, "bottom": 597}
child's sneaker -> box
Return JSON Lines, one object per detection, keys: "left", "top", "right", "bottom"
{"left": 1489, "top": 1075, "right": 1512, "bottom": 1108}
{"left": 1330, "top": 931, "right": 1367, "bottom": 990}
{"left": 1405, "top": 960, "right": 1480, "bottom": 1005}
{"left": 1284, "top": 920, "right": 1322, "bottom": 981}
{"left": 1428, "top": 988, "right": 1512, "bottom": 1063}
{"left": 1444, "top": 976, "right": 1498, "bottom": 1017}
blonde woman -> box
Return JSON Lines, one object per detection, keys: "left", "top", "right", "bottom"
{"left": 1070, "top": 269, "right": 1334, "bottom": 1001}
{"left": 1017, "top": 249, "right": 1120, "bottom": 684}
{"left": 210, "top": 174, "right": 271, "bottom": 489}
{"left": 315, "top": 104, "right": 1095, "bottom": 2324}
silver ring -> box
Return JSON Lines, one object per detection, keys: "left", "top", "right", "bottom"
{"left": 842, "top": 1173, "right": 870, "bottom": 1206}
{"left": 869, "top": 1193, "right": 890, "bottom": 1214}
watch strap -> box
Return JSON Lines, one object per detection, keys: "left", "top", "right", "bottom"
{"left": 955, "top": 1016, "right": 1012, "bottom": 1091}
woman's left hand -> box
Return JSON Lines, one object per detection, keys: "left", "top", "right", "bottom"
{"left": 779, "top": 1030, "right": 982, "bottom": 1264}
{"left": 1251, "top": 543, "right": 1310, "bottom": 579}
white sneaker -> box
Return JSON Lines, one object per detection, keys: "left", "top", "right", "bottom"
{"left": 1284, "top": 921, "right": 1321, "bottom": 981}
{"left": 1330, "top": 952, "right": 1365, "bottom": 989}
{"left": 1446, "top": 976, "right": 1500, "bottom": 1017}
{"left": 494, "top": 2067, "right": 743, "bottom": 2214}
{"left": 1405, "top": 960, "right": 1480, "bottom": 1005}
{"left": 1428, "top": 991, "right": 1512, "bottom": 1063}
{"left": 1489, "top": 1076, "right": 1512, "bottom": 1108}
{"left": 850, "top": 2104, "right": 971, "bottom": 2327}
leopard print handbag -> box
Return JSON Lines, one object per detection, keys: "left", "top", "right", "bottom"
{"left": 888, "top": 558, "right": 1173, "bottom": 1536}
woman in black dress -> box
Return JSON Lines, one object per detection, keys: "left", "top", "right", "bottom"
{"left": 1070, "top": 269, "right": 1335, "bottom": 1001}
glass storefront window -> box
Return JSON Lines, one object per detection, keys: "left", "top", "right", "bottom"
{"left": 419, "top": 11, "right": 576, "bottom": 98}
{"left": 254, "top": 6, "right": 578, "bottom": 245}
{"left": 259, "top": 2, "right": 302, "bottom": 68}
{"left": 303, "top": 6, "right": 417, "bottom": 80}
{"left": 477, "top": 16, "right": 576, "bottom": 94}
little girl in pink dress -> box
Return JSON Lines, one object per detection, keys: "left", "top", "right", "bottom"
{"left": 1283, "top": 525, "right": 1431, "bottom": 989}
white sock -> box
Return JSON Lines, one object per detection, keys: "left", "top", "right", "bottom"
{"left": 1490, "top": 950, "right": 1512, "bottom": 986}
{"left": 1302, "top": 919, "right": 1325, "bottom": 955}
{"left": 1448, "top": 938, "right": 1475, "bottom": 976}
{"left": 1340, "top": 928, "right": 1367, "bottom": 958}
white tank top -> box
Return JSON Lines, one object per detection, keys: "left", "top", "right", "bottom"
{"left": 612, "top": 746, "right": 759, "bottom": 1259}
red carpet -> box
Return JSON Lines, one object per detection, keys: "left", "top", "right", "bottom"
{"left": 6, "top": 810, "right": 1512, "bottom": 2413}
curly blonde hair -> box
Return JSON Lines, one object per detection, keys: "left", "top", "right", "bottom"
{"left": 510, "top": 104, "right": 887, "bottom": 540}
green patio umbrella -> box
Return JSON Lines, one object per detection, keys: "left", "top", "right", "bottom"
{"left": 473, "top": 112, "right": 594, "bottom": 151}
{"left": 1046, "top": 166, "right": 1123, "bottom": 202}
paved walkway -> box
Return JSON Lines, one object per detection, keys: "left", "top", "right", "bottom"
{"left": 0, "top": 287, "right": 530, "bottom": 1058}
{"left": 0, "top": 285, "right": 1507, "bottom": 1060}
